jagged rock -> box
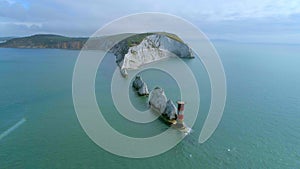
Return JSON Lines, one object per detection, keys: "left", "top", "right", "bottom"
{"left": 120, "top": 68, "right": 128, "bottom": 78}
{"left": 132, "top": 75, "right": 143, "bottom": 89}
{"left": 148, "top": 87, "right": 167, "bottom": 113}
{"left": 138, "top": 82, "right": 149, "bottom": 96}
{"left": 132, "top": 75, "right": 149, "bottom": 96}
{"left": 163, "top": 99, "right": 177, "bottom": 120}
{"left": 146, "top": 34, "right": 193, "bottom": 58}
{"left": 110, "top": 40, "right": 129, "bottom": 68}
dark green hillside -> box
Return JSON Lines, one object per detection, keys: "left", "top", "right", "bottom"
{"left": 0, "top": 34, "right": 88, "bottom": 50}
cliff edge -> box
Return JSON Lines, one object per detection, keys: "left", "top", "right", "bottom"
{"left": 109, "top": 33, "right": 194, "bottom": 77}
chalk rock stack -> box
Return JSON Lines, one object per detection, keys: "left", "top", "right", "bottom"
{"left": 132, "top": 75, "right": 149, "bottom": 96}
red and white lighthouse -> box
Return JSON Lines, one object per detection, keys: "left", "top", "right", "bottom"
{"left": 176, "top": 101, "right": 185, "bottom": 128}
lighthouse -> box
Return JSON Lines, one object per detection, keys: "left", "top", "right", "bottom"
{"left": 176, "top": 101, "right": 185, "bottom": 129}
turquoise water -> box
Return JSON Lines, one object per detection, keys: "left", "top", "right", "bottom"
{"left": 0, "top": 43, "right": 300, "bottom": 168}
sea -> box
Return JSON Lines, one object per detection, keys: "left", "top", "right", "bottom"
{"left": 0, "top": 42, "right": 299, "bottom": 169}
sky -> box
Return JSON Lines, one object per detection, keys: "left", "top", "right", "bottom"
{"left": 1, "top": 0, "right": 300, "bottom": 43}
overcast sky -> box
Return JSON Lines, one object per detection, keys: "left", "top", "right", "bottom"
{"left": 1, "top": 0, "right": 300, "bottom": 43}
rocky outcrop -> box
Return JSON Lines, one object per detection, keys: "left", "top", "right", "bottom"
{"left": 163, "top": 99, "right": 177, "bottom": 120}
{"left": 148, "top": 87, "right": 168, "bottom": 113}
{"left": 148, "top": 87, "right": 178, "bottom": 120}
{"left": 109, "top": 33, "right": 194, "bottom": 77}
{"left": 132, "top": 75, "right": 149, "bottom": 96}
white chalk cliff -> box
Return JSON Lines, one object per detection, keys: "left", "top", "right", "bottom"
{"left": 110, "top": 33, "right": 194, "bottom": 77}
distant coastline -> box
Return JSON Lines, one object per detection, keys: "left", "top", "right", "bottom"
{"left": 0, "top": 33, "right": 185, "bottom": 50}
{"left": 1, "top": 34, "right": 299, "bottom": 51}
{"left": 0, "top": 34, "right": 88, "bottom": 50}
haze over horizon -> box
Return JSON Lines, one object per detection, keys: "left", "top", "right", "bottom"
{"left": 1, "top": 0, "right": 300, "bottom": 43}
